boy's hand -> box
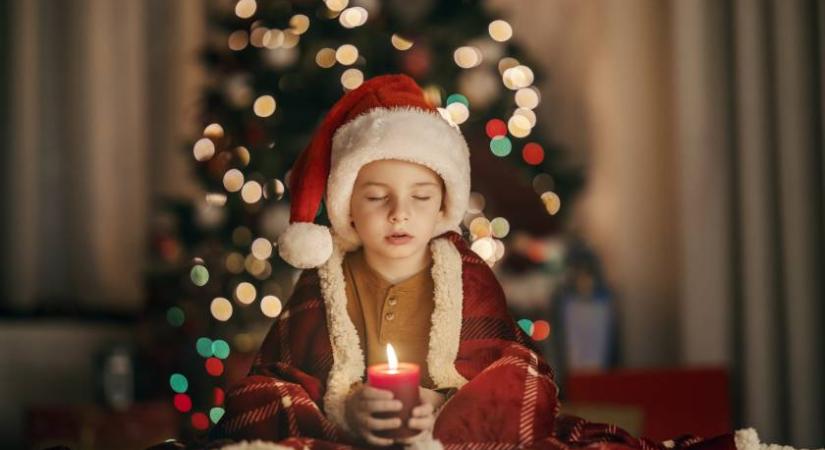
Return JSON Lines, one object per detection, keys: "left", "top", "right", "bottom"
{"left": 344, "top": 384, "right": 403, "bottom": 447}
{"left": 395, "top": 387, "right": 445, "bottom": 445}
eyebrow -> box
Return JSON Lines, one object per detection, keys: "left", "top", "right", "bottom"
{"left": 359, "top": 181, "right": 440, "bottom": 188}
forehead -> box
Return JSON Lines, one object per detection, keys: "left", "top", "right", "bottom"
{"left": 354, "top": 159, "right": 442, "bottom": 188}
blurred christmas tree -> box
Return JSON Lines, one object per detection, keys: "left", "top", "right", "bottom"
{"left": 145, "top": 0, "right": 584, "bottom": 439}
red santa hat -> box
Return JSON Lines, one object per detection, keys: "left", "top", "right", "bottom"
{"left": 277, "top": 73, "right": 471, "bottom": 269}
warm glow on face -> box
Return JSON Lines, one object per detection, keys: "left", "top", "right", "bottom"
{"left": 386, "top": 343, "right": 398, "bottom": 371}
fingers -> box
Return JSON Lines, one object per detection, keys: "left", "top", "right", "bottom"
{"left": 362, "top": 385, "right": 395, "bottom": 400}
{"left": 408, "top": 414, "right": 435, "bottom": 431}
{"left": 411, "top": 403, "right": 435, "bottom": 417}
{"left": 363, "top": 415, "right": 403, "bottom": 431}
{"left": 362, "top": 431, "right": 395, "bottom": 447}
{"left": 365, "top": 398, "right": 403, "bottom": 412}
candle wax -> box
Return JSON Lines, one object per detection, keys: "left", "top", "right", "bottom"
{"left": 367, "top": 362, "right": 422, "bottom": 439}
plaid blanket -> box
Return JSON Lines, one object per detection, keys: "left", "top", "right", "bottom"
{"left": 205, "top": 232, "right": 737, "bottom": 450}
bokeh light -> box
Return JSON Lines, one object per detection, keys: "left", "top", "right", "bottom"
{"left": 223, "top": 169, "right": 244, "bottom": 192}
{"left": 214, "top": 387, "right": 225, "bottom": 405}
{"left": 251, "top": 237, "right": 273, "bottom": 260}
{"left": 191, "top": 412, "right": 209, "bottom": 430}
{"left": 446, "top": 93, "right": 469, "bottom": 107}
{"left": 522, "top": 142, "right": 545, "bottom": 165}
{"left": 491, "top": 217, "right": 510, "bottom": 238}
{"left": 471, "top": 237, "right": 495, "bottom": 260}
{"left": 228, "top": 30, "right": 249, "bottom": 51}
{"left": 532, "top": 320, "right": 551, "bottom": 341}
{"left": 210, "top": 297, "right": 233, "bottom": 322}
{"left": 235, "top": 282, "right": 257, "bottom": 305}
{"left": 234, "top": 146, "right": 251, "bottom": 167}
{"left": 339, "top": 7, "right": 368, "bottom": 28}
{"left": 515, "top": 87, "right": 540, "bottom": 109}
{"left": 316, "top": 48, "right": 336, "bottom": 68}
{"left": 517, "top": 319, "right": 534, "bottom": 336}
{"left": 211, "top": 340, "right": 231, "bottom": 359}
{"left": 190, "top": 265, "right": 209, "bottom": 287}
{"left": 541, "top": 191, "right": 561, "bottom": 215}
{"left": 241, "top": 181, "right": 263, "bottom": 203}
{"left": 508, "top": 114, "right": 532, "bottom": 138}
{"left": 260, "top": 295, "right": 283, "bottom": 318}
{"left": 289, "top": 14, "right": 310, "bottom": 34}
{"left": 454, "top": 46, "right": 482, "bottom": 69}
{"left": 205, "top": 357, "right": 224, "bottom": 376}
{"left": 206, "top": 193, "right": 227, "bottom": 207}
{"left": 169, "top": 373, "right": 188, "bottom": 393}
{"left": 253, "top": 95, "right": 277, "bottom": 117}
{"left": 488, "top": 20, "right": 513, "bottom": 42}
{"left": 335, "top": 44, "right": 359, "bottom": 65}
{"left": 325, "top": 0, "right": 348, "bottom": 12}
{"left": 469, "top": 217, "right": 492, "bottom": 238}
{"left": 235, "top": 0, "right": 256, "bottom": 19}
{"left": 193, "top": 138, "right": 215, "bottom": 162}
{"left": 341, "top": 68, "right": 364, "bottom": 90}
{"left": 490, "top": 136, "right": 512, "bottom": 157}
{"left": 468, "top": 192, "right": 486, "bottom": 213}
{"left": 203, "top": 123, "right": 224, "bottom": 139}
{"left": 173, "top": 393, "right": 192, "bottom": 413}
{"left": 446, "top": 102, "right": 469, "bottom": 125}
{"left": 210, "top": 407, "right": 226, "bottom": 424}
{"left": 391, "top": 34, "right": 413, "bottom": 51}
{"left": 196, "top": 337, "right": 213, "bottom": 358}
{"left": 532, "top": 173, "right": 555, "bottom": 194}
{"left": 166, "top": 307, "right": 185, "bottom": 327}
{"left": 485, "top": 119, "right": 506, "bottom": 138}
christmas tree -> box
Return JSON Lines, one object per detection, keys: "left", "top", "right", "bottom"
{"left": 146, "top": 0, "right": 584, "bottom": 439}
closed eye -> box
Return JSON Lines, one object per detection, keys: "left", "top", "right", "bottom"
{"left": 414, "top": 197, "right": 431, "bottom": 201}
{"left": 367, "top": 196, "right": 387, "bottom": 201}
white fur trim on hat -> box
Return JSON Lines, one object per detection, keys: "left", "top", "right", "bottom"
{"left": 276, "top": 222, "right": 333, "bottom": 269}
{"left": 326, "top": 106, "right": 471, "bottom": 250}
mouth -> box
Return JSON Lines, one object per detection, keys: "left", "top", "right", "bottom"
{"left": 385, "top": 232, "right": 413, "bottom": 244}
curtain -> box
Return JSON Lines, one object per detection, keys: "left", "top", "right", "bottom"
{"left": 674, "top": 1, "right": 824, "bottom": 446}
{"left": 2, "top": 0, "right": 203, "bottom": 313}
{"left": 491, "top": 0, "right": 824, "bottom": 447}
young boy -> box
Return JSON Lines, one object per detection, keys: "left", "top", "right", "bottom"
{"left": 209, "top": 75, "right": 744, "bottom": 450}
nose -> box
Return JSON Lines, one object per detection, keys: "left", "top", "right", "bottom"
{"left": 388, "top": 198, "right": 410, "bottom": 223}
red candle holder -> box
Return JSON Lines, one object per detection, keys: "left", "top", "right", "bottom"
{"left": 367, "top": 362, "right": 422, "bottom": 439}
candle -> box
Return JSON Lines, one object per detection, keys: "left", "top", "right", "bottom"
{"left": 367, "top": 343, "right": 422, "bottom": 439}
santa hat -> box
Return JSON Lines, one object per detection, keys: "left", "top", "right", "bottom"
{"left": 277, "top": 74, "right": 471, "bottom": 269}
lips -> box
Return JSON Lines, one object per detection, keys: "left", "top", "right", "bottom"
{"left": 386, "top": 232, "right": 413, "bottom": 245}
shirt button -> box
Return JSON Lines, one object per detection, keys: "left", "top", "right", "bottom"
{"left": 385, "top": 312, "right": 395, "bottom": 321}
{"left": 388, "top": 297, "right": 398, "bottom": 306}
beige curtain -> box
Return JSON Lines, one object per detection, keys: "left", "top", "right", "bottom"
{"left": 3, "top": 0, "right": 203, "bottom": 313}
{"left": 491, "top": 0, "right": 824, "bottom": 447}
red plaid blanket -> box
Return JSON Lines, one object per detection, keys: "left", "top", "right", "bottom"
{"left": 205, "top": 232, "right": 737, "bottom": 450}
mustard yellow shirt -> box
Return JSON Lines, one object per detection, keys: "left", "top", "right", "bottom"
{"left": 343, "top": 248, "right": 437, "bottom": 389}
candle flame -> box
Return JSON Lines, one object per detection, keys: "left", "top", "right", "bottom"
{"left": 386, "top": 343, "right": 398, "bottom": 371}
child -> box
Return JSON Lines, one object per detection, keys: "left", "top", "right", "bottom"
{"left": 209, "top": 75, "right": 745, "bottom": 450}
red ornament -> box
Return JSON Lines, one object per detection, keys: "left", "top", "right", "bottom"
{"left": 522, "top": 143, "right": 545, "bottom": 166}
{"left": 173, "top": 393, "right": 192, "bottom": 413}
{"left": 214, "top": 387, "right": 225, "bottom": 405}
{"left": 205, "top": 357, "right": 224, "bottom": 376}
{"left": 191, "top": 412, "right": 210, "bottom": 430}
{"left": 485, "top": 119, "right": 507, "bottom": 138}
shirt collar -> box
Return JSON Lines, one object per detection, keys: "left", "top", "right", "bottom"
{"left": 348, "top": 248, "right": 432, "bottom": 294}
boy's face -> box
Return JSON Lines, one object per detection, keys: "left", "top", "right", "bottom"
{"left": 350, "top": 159, "right": 445, "bottom": 260}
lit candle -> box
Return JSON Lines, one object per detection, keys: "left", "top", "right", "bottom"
{"left": 367, "top": 343, "right": 422, "bottom": 439}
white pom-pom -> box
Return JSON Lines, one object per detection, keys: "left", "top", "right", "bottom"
{"left": 277, "top": 222, "right": 333, "bottom": 269}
